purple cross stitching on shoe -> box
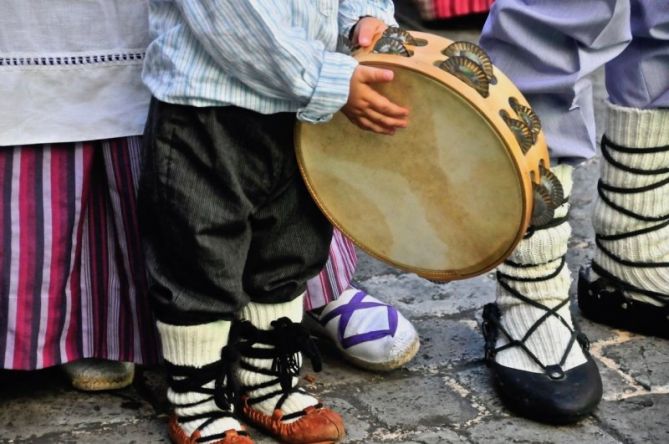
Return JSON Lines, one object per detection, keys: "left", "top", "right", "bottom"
{"left": 319, "top": 291, "right": 399, "bottom": 349}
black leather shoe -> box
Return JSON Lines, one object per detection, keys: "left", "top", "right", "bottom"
{"left": 482, "top": 303, "right": 603, "bottom": 424}
{"left": 578, "top": 267, "right": 669, "bottom": 339}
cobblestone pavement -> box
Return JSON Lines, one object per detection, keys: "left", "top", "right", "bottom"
{"left": 1, "top": 4, "right": 667, "bottom": 444}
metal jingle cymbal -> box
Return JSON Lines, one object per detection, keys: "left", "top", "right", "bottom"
{"left": 438, "top": 56, "right": 490, "bottom": 98}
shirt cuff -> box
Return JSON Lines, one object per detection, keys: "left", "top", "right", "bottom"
{"left": 339, "top": 4, "right": 399, "bottom": 41}
{"left": 297, "top": 52, "right": 358, "bottom": 123}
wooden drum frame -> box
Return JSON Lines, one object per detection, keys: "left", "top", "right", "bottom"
{"left": 296, "top": 28, "right": 562, "bottom": 282}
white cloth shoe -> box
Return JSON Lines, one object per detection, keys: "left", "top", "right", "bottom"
{"left": 306, "top": 288, "right": 420, "bottom": 371}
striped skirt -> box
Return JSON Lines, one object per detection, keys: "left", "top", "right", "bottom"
{"left": 413, "top": 0, "right": 494, "bottom": 20}
{"left": 0, "top": 137, "right": 159, "bottom": 370}
{"left": 305, "top": 229, "right": 358, "bottom": 311}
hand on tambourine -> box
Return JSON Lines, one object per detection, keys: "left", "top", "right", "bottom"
{"left": 351, "top": 17, "right": 387, "bottom": 48}
{"left": 342, "top": 66, "right": 409, "bottom": 135}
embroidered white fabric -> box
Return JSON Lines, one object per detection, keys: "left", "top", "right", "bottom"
{"left": 0, "top": 0, "right": 151, "bottom": 146}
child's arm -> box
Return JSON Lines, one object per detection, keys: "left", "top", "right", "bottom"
{"left": 341, "top": 17, "right": 409, "bottom": 135}
{"left": 338, "top": 0, "right": 398, "bottom": 41}
{"left": 172, "top": 1, "right": 358, "bottom": 123}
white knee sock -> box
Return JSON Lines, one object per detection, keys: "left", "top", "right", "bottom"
{"left": 591, "top": 103, "right": 669, "bottom": 305}
{"left": 494, "top": 164, "right": 587, "bottom": 373}
{"left": 158, "top": 320, "right": 243, "bottom": 438}
{"left": 238, "top": 294, "right": 319, "bottom": 423}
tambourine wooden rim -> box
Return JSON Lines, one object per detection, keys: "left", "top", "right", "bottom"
{"left": 295, "top": 30, "right": 551, "bottom": 281}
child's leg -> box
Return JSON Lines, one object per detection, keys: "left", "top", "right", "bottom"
{"left": 580, "top": 1, "right": 669, "bottom": 335}
{"left": 231, "top": 159, "right": 344, "bottom": 442}
{"left": 139, "top": 100, "right": 335, "bottom": 443}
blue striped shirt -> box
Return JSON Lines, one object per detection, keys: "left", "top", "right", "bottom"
{"left": 142, "top": 0, "right": 397, "bottom": 123}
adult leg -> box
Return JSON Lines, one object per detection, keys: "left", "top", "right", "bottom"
{"left": 480, "top": 0, "right": 632, "bottom": 162}
{"left": 579, "top": 0, "right": 669, "bottom": 337}
{"left": 304, "top": 230, "right": 420, "bottom": 371}
{"left": 478, "top": 0, "right": 634, "bottom": 422}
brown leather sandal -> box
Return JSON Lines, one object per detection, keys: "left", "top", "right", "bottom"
{"left": 235, "top": 318, "right": 345, "bottom": 443}
{"left": 168, "top": 415, "right": 253, "bottom": 444}
{"left": 242, "top": 397, "right": 344, "bottom": 444}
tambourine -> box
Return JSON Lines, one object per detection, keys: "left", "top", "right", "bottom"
{"left": 296, "top": 28, "right": 563, "bottom": 281}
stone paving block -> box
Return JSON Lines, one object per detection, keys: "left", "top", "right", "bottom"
{"left": 355, "top": 272, "right": 496, "bottom": 319}
{"left": 595, "top": 357, "right": 645, "bottom": 403}
{"left": 595, "top": 395, "right": 669, "bottom": 444}
{"left": 351, "top": 374, "right": 479, "bottom": 430}
{"left": 465, "top": 417, "right": 621, "bottom": 444}
{"left": 0, "top": 369, "right": 156, "bottom": 441}
{"left": 600, "top": 336, "right": 669, "bottom": 392}
{"left": 363, "top": 427, "right": 469, "bottom": 444}
{"left": 299, "top": 344, "right": 386, "bottom": 390}
{"left": 450, "top": 364, "right": 508, "bottom": 414}
{"left": 407, "top": 318, "right": 483, "bottom": 371}
{"left": 13, "top": 418, "right": 169, "bottom": 444}
{"left": 324, "top": 397, "right": 373, "bottom": 443}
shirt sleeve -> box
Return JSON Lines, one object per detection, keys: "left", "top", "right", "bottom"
{"left": 338, "top": 0, "right": 398, "bottom": 40}
{"left": 172, "top": 0, "right": 358, "bottom": 122}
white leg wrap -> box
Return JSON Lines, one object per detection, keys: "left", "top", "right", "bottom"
{"left": 494, "top": 164, "right": 587, "bottom": 373}
{"left": 238, "top": 294, "right": 318, "bottom": 423}
{"left": 157, "top": 320, "right": 243, "bottom": 438}
{"left": 592, "top": 103, "right": 669, "bottom": 305}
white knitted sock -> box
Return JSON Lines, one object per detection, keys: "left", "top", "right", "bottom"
{"left": 158, "top": 320, "right": 243, "bottom": 438}
{"left": 495, "top": 164, "right": 587, "bottom": 373}
{"left": 238, "top": 294, "right": 318, "bottom": 423}
{"left": 590, "top": 103, "right": 669, "bottom": 306}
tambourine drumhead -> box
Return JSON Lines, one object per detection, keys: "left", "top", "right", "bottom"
{"left": 296, "top": 31, "right": 548, "bottom": 281}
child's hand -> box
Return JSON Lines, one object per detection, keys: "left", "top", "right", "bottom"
{"left": 351, "top": 17, "right": 387, "bottom": 48}
{"left": 342, "top": 65, "right": 409, "bottom": 135}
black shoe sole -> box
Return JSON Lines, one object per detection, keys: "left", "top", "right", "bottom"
{"left": 490, "top": 358, "right": 603, "bottom": 425}
{"left": 577, "top": 268, "right": 669, "bottom": 339}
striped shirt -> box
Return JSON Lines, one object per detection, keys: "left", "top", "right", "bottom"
{"left": 142, "top": 0, "right": 397, "bottom": 123}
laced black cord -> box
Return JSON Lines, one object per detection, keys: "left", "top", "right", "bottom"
{"left": 483, "top": 222, "right": 589, "bottom": 376}
{"left": 592, "top": 136, "right": 669, "bottom": 307}
{"left": 165, "top": 344, "right": 245, "bottom": 443}
{"left": 235, "top": 318, "right": 323, "bottom": 420}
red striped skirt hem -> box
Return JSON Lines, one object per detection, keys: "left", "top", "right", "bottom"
{"left": 0, "top": 137, "right": 159, "bottom": 370}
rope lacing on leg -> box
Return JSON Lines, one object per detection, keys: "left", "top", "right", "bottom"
{"left": 165, "top": 345, "right": 248, "bottom": 443}
{"left": 483, "top": 224, "right": 589, "bottom": 379}
{"left": 236, "top": 317, "right": 323, "bottom": 422}
{"left": 592, "top": 136, "right": 669, "bottom": 308}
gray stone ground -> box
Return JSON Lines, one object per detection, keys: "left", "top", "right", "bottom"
{"left": 1, "top": 4, "right": 668, "bottom": 444}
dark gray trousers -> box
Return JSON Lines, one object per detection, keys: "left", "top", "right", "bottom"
{"left": 138, "top": 99, "right": 332, "bottom": 325}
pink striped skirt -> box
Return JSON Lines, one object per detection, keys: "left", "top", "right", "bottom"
{"left": 305, "top": 229, "right": 358, "bottom": 311}
{"left": 0, "top": 137, "right": 358, "bottom": 370}
{"left": 0, "top": 137, "right": 159, "bottom": 370}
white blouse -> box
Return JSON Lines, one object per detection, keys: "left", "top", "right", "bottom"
{"left": 0, "top": 0, "right": 151, "bottom": 146}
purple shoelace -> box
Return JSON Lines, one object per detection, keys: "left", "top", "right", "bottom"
{"left": 318, "top": 291, "right": 399, "bottom": 349}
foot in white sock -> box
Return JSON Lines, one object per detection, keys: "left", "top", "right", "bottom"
{"left": 482, "top": 164, "right": 602, "bottom": 424}
{"left": 157, "top": 320, "right": 251, "bottom": 444}
{"left": 236, "top": 295, "right": 344, "bottom": 443}
{"left": 578, "top": 103, "right": 669, "bottom": 338}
